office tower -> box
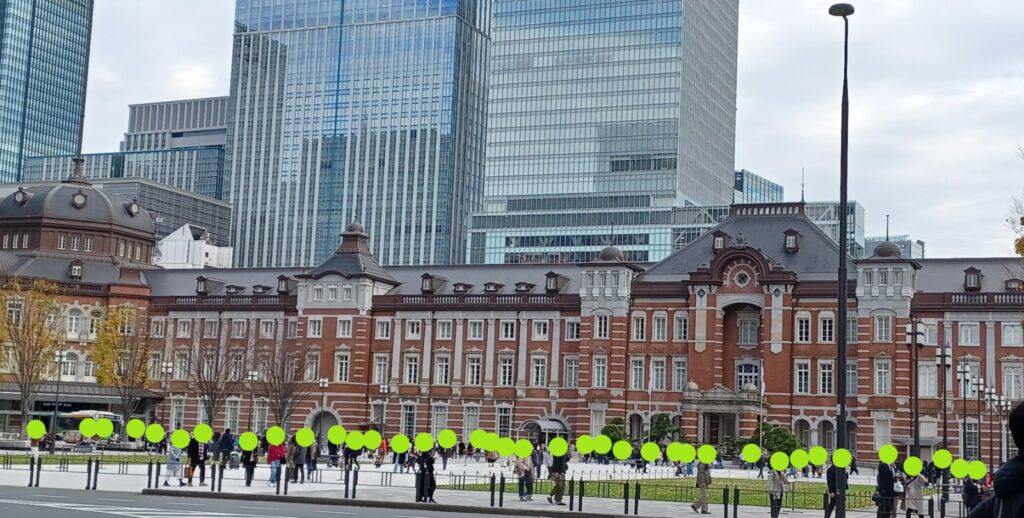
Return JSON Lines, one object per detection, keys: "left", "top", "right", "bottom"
{"left": 865, "top": 235, "right": 926, "bottom": 259}
{"left": 469, "top": 0, "right": 739, "bottom": 264}
{"left": 0, "top": 0, "right": 93, "bottom": 182}
{"left": 734, "top": 169, "right": 784, "bottom": 204}
{"left": 227, "top": 0, "right": 490, "bottom": 267}
{"left": 23, "top": 97, "right": 228, "bottom": 200}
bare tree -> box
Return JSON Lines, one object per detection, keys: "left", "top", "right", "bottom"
{"left": 92, "top": 305, "right": 154, "bottom": 437}
{"left": 187, "top": 336, "right": 249, "bottom": 430}
{"left": 255, "top": 340, "right": 314, "bottom": 429}
{"left": 0, "top": 278, "right": 63, "bottom": 439}
{"left": 1011, "top": 146, "right": 1024, "bottom": 257}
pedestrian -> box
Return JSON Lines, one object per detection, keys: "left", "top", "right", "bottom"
{"left": 327, "top": 440, "right": 339, "bottom": 468}
{"left": 850, "top": 456, "right": 859, "bottom": 476}
{"left": 241, "top": 446, "right": 257, "bottom": 487}
{"left": 876, "top": 458, "right": 896, "bottom": 518}
{"left": 547, "top": 449, "right": 568, "bottom": 505}
{"left": 824, "top": 459, "right": 847, "bottom": 518}
{"left": 757, "top": 456, "right": 766, "bottom": 479}
{"left": 903, "top": 472, "right": 925, "bottom": 518}
{"left": 768, "top": 468, "right": 787, "bottom": 518}
{"left": 218, "top": 429, "right": 234, "bottom": 468}
{"left": 186, "top": 435, "right": 207, "bottom": 487}
{"left": 532, "top": 444, "right": 544, "bottom": 480}
{"left": 266, "top": 439, "right": 285, "bottom": 486}
{"left": 515, "top": 454, "right": 534, "bottom": 501}
{"left": 164, "top": 444, "right": 185, "bottom": 487}
{"left": 394, "top": 450, "right": 407, "bottom": 473}
{"left": 440, "top": 445, "right": 449, "bottom": 471}
{"left": 417, "top": 449, "right": 437, "bottom": 503}
{"left": 288, "top": 436, "right": 307, "bottom": 483}
{"left": 306, "top": 442, "right": 318, "bottom": 479}
{"left": 691, "top": 462, "right": 711, "bottom": 514}
{"left": 963, "top": 478, "right": 982, "bottom": 513}
{"left": 967, "top": 402, "right": 1024, "bottom": 517}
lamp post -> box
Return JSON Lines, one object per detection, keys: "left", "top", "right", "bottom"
{"left": 318, "top": 378, "right": 329, "bottom": 444}
{"left": 984, "top": 387, "right": 996, "bottom": 466}
{"left": 379, "top": 383, "right": 390, "bottom": 434}
{"left": 986, "top": 393, "right": 1003, "bottom": 465}
{"left": 247, "top": 370, "right": 259, "bottom": 432}
{"left": 906, "top": 321, "right": 924, "bottom": 457}
{"left": 828, "top": 5, "right": 855, "bottom": 517}
{"left": 957, "top": 365, "right": 972, "bottom": 458}
{"left": 160, "top": 360, "right": 173, "bottom": 427}
{"left": 49, "top": 350, "right": 66, "bottom": 454}
{"left": 1000, "top": 397, "right": 1013, "bottom": 464}
{"left": 936, "top": 344, "right": 952, "bottom": 505}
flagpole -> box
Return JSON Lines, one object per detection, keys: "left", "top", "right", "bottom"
{"left": 759, "top": 358, "right": 765, "bottom": 451}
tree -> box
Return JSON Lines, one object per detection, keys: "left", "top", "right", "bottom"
{"left": 0, "top": 278, "right": 63, "bottom": 439}
{"left": 745, "top": 423, "right": 802, "bottom": 454}
{"left": 254, "top": 341, "right": 314, "bottom": 429}
{"left": 187, "top": 335, "right": 249, "bottom": 430}
{"left": 92, "top": 305, "right": 154, "bottom": 438}
{"left": 646, "top": 413, "right": 680, "bottom": 443}
{"left": 601, "top": 417, "right": 626, "bottom": 443}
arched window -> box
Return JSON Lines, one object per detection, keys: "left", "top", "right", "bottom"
{"left": 89, "top": 310, "right": 102, "bottom": 338}
{"left": 818, "top": 421, "right": 835, "bottom": 450}
{"left": 736, "top": 362, "right": 760, "bottom": 390}
{"left": 62, "top": 352, "right": 79, "bottom": 377}
{"left": 794, "top": 420, "right": 811, "bottom": 447}
{"left": 67, "top": 309, "right": 82, "bottom": 337}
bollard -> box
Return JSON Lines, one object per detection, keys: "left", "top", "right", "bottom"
{"left": 352, "top": 467, "right": 359, "bottom": 499}
{"left": 211, "top": 464, "right": 219, "bottom": 493}
{"left": 26, "top": 455, "right": 34, "bottom": 487}
{"left": 499, "top": 474, "right": 505, "bottom": 508}
{"left": 218, "top": 463, "right": 224, "bottom": 492}
{"left": 35, "top": 456, "right": 42, "bottom": 487}
{"left": 92, "top": 459, "right": 99, "bottom": 490}
{"left": 722, "top": 487, "right": 730, "bottom": 518}
{"left": 147, "top": 461, "right": 153, "bottom": 489}
{"left": 929, "top": 497, "right": 935, "bottom": 518}
{"left": 579, "top": 478, "right": 585, "bottom": 511}
{"left": 623, "top": 482, "right": 629, "bottom": 515}
{"left": 155, "top": 463, "right": 162, "bottom": 487}
{"left": 633, "top": 481, "right": 640, "bottom": 515}
{"left": 733, "top": 487, "right": 739, "bottom": 518}
{"left": 489, "top": 474, "right": 496, "bottom": 507}
{"left": 283, "top": 467, "right": 290, "bottom": 495}
{"left": 86, "top": 459, "right": 93, "bottom": 490}
{"left": 275, "top": 466, "right": 281, "bottom": 495}
{"left": 344, "top": 467, "right": 351, "bottom": 499}
{"left": 568, "top": 478, "right": 575, "bottom": 511}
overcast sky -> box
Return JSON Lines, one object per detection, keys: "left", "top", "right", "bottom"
{"left": 82, "top": 1, "right": 1024, "bottom": 258}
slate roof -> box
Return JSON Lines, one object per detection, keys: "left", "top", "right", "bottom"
{"left": 639, "top": 204, "right": 857, "bottom": 282}
{"left": 384, "top": 263, "right": 586, "bottom": 295}
{"left": 915, "top": 258, "right": 1024, "bottom": 293}
{"left": 304, "top": 252, "right": 396, "bottom": 284}
{"left": 0, "top": 178, "right": 154, "bottom": 234}
{"left": 145, "top": 267, "right": 306, "bottom": 296}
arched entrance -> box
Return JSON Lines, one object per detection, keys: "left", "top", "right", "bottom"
{"left": 309, "top": 410, "right": 339, "bottom": 440}
{"left": 519, "top": 417, "right": 569, "bottom": 443}
{"left": 629, "top": 414, "right": 644, "bottom": 441}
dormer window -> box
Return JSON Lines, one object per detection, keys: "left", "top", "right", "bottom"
{"left": 484, "top": 282, "right": 504, "bottom": 293}
{"left": 1006, "top": 279, "right": 1023, "bottom": 292}
{"left": 711, "top": 230, "right": 729, "bottom": 252}
{"left": 69, "top": 261, "right": 83, "bottom": 281}
{"left": 964, "top": 267, "right": 982, "bottom": 292}
{"left": 515, "top": 282, "right": 535, "bottom": 293}
{"left": 783, "top": 229, "right": 800, "bottom": 253}
{"left": 276, "top": 275, "right": 289, "bottom": 294}
{"left": 714, "top": 237, "right": 725, "bottom": 250}
{"left": 253, "top": 285, "right": 270, "bottom": 294}
{"left": 420, "top": 273, "right": 447, "bottom": 294}
{"left": 453, "top": 283, "right": 473, "bottom": 293}
{"left": 226, "top": 285, "right": 244, "bottom": 295}
{"left": 196, "top": 276, "right": 208, "bottom": 295}
{"left": 545, "top": 272, "right": 568, "bottom": 293}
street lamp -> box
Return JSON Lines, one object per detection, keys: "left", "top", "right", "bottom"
{"left": 247, "top": 370, "right": 259, "bottom": 432}
{"left": 829, "top": 4, "right": 855, "bottom": 517}
{"left": 379, "top": 383, "right": 390, "bottom": 434}
{"left": 972, "top": 378, "right": 985, "bottom": 462}
{"left": 318, "top": 378, "right": 329, "bottom": 445}
{"left": 1000, "top": 397, "right": 1014, "bottom": 464}
{"left": 984, "top": 387, "right": 997, "bottom": 465}
{"left": 49, "top": 350, "right": 66, "bottom": 454}
{"left": 957, "top": 364, "right": 973, "bottom": 459}
{"left": 905, "top": 321, "right": 925, "bottom": 457}
{"left": 935, "top": 344, "right": 952, "bottom": 505}
{"left": 160, "top": 360, "right": 173, "bottom": 427}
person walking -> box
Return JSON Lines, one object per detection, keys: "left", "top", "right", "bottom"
{"left": 266, "top": 440, "right": 285, "bottom": 486}
{"left": 186, "top": 436, "right": 207, "bottom": 487}
{"left": 825, "top": 460, "right": 848, "bottom": 518}
{"left": 966, "top": 401, "right": 1024, "bottom": 517}
{"left": 306, "top": 442, "right": 319, "bottom": 479}
{"left": 903, "top": 472, "right": 925, "bottom": 518}
{"left": 218, "top": 429, "right": 234, "bottom": 468}
{"left": 757, "top": 456, "right": 766, "bottom": 479}
{"left": 876, "top": 459, "right": 896, "bottom": 518}
{"left": 532, "top": 444, "right": 544, "bottom": 480}
{"left": 963, "top": 478, "right": 982, "bottom": 514}
{"left": 547, "top": 450, "right": 568, "bottom": 505}
{"left": 288, "top": 436, "right": 307, "bottom": 483}
{"left": 164, "top": 444, "right": 185, "bottom": 487}
{"left": 515, "top": 454, "right": 534, "bottom": 501}
{"left": 691, "top": 462, "right": 712, "bottom": 514}
{"left": 768, "top": 468, "right": 788, "bottom": 518}
{"left": 241, "top": 446, "right": 257, "bottom": 487}
{"left": 416, "top": 449, "right": 437, "bottom": 503}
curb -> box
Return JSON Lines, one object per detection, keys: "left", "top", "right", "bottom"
{"left": 140, "top": 489, "right": 664, "bottom": 518}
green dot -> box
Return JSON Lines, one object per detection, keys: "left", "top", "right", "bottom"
{"left": 469, "top": 429, "right": 487, "bottom": 449}
{"left": 390, "top": 434, "right": 410, "bottom": 454}
{"left": 266, "top": 426, "right": 285, "bottom": 446}
{"left": 415, "top": 432, "right": 435, "bottom": 452}
{"left": 950, "top": 458, "right": 969, "bottom": 479}
{"left": 808, "top": 446, "right": 828, "bottom": 466}
{"left": 741, "top": 443, "right": 761, "bottom": 464}
{"left": 514, "top": 439, "right": 534, "bottom": 459}
{"left": 193, "top": 423, "right": 213, "bottom": 443}
{"left": 933, "top": 449, "right": 952, "bottom": 469}
{"left": 790, "top": 449, "right": 809, "bottom": 469}
{"left": 170, "top": 429, "right": 190, "bottom": 449}
{"left": 146, "top": 424, "right": 165, "bottom": 444}
{"left": 697, "top": 444, "right": 717, "bottom": 465}
{"left": 437, "top": 429, "right": 457, "bottom": 449}
{"left": 878, "top": 444, "right": 898, "bottom": 464}
{"left": 125, "top": 419, "right": 145, "bottom": 439}
{"left": 497, "top": 437, "right": 515, "bottom": 457}
{"left": 833, "top": 448, "right": 852, "bottom": 468}
{"left": 903, "top": 456, "right": 923, "bottom": 477}
{"left": 95, "top": 418, "right": 114, "bottom": 439}
{"left": 239, "top": 432, "right": 258, "bottom": 451}
{"left": 770, "top": 451, "right": 790, "bottom": 471}
{"left": 327, "top": 425, "right": 347, "bottom": 445}
{"left": 549, "top": 437, "right": 569, "bottom": 457}
{"left": 79, "top": 418, "right": 97, "bottom": 438}
{"left": 594, "top": 435, "right": 612, "bottom": 455}
{"left": 612, "top": 440, "right": 632, "bottom": 460}
{"left": 640, "top": 442, "right": 661, "bottom": 462}
{"left": 296, "top": 428, "right": 315, "bottom": 447}
{"left": 26, "top": 420, "right": 46, "bottom": 440}
{"left": 666, "top": 442, "right": 685, "bottom": 462}
{"left": 680, "top": 443, "right": 697, "bottom": 463}
{"left": 345, "top": 430, "right": 365, "bottom": 450}
{"left": 968, "top": 460, "right": 987, "bottom": 481}
{"left": 364, "top": 430, "right": 383, "bottom": 449}
{"left": 576, "top": 434, "right": 594, "bottom": 455}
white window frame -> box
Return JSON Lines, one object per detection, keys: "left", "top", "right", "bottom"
{"left": 406, "top": 320, "right": 422, "bottom": 340}
{"left": 464, "top": 406, "right": 480, "bottom": 433}
{"left": 795, "top": 314, "right": 811, "bottom": 343}
{"left": 819, "top": 315, "right": 835, "bottom": 343}
{"left": 632, "top": 314, "right": 646, "bottom": 341}
{"left": 335, "top": 352, "right": 350, "bottom": 382}
{"left": 1003, "top": 363, "right": 1023, "bottom": 400}
{"left": 652, "top": 315, "right": 667, "bottom": 342}
{"left": 434, "top": 355, "right": 451, "bottom": 385}
{"left": 874, "top": 315, "right": 893, "bottom": 342}
{"left": 595, "top": 315, "right": 609, "bottom": 339}
{"left": 500, "top": 320, "right": 516, "bottom": 341}
{"left": 531, "top": 356, "right": 547, "bottom": 387}
{"left": 1006, "top": 324, "right": 1024, "bottom": 347}
{"left": 630, "top": 358, "right": 644, "bottom": 390}
{"left": 818, "top": 360, "right": 834, "bottom": 395}
{"left": 919, "top": 363, "right": 938, "bottom": 398}
{"left": 376, "top": 319, "right": 391, "bottom": 339}
{"left": 651, "top": 358, "right": 666, "bottom": 391}
{"left": 532, "top": 320, "right": 549, "bottom": 340}
{"left": 566, "top": 320, "right": 581, "bottom": 341}
{"left": 593, "top": 356, "right": 608, "bottom": 388}
{"left": 404, "top": 354, "right": 420, "bottom": 384}
{"left": 960, "top": 322, "right": 980, "bottom": 346}
{"left": 468, "top": 320, "right": 484, "bottom": 341}
{"left": 149, "top": 317, "right": 164, "bottom": 338}
{"left": 204, "top": 319, "right": 219, "bottom": 338}
{"left": 673, "top": 358, "right": 688, "bottom": 392}
{"left": 260, "top": 319, "right": 274, "bottom": 339}
{"left": 498, "top": 355, "right": 515, "bottom": 386}
{"left": 674, "top": 313, "right": 688, "bottom": 342}
{"left": 564, "top": 356, "right": 579, "bottom": 388}
{"left": 307, "top": 317, "right": 323, "bottom": 338}
{"left": 176, "top": 319, "right": 191, "bottom": 338}
{"left": 875, "top": 358, "right": 892, "bottom": 395}
{"left": 466, "top": 355, "right": 482, "bottom": 386}
{"left": 231, "top": 319, "right": 246, "bottom": 339}
{"left": 336, "top": 317, "right": 352, "bottom": 338}
{"left": 373, "top": 354, "right": 389, "bottom": 385}
{"left": 795, "top": 360, "right": 811, "bottom": 394}
{"left": 311, "top": 284, "right": 323, "bottom": 301}
{"left": 436, "top": 320, "right": 452, "bottom": 340}
{"left": 326, "top": 284, "right": 338, "bottom": 301}
{"left": 740, "top": 319, "right": 759, "bottom": 345}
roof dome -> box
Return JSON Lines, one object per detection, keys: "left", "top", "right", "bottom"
{"left": 345, "top": 222, "right": 365, "bottom": 234}
{"left": 0, "top": 178, "right": 154, "bottom": 235}
{"left": 596, "top": 245, "right": 625, "bottom": 262}
{"left": 873, "top": 240, "right": 902, "bottom": 258}
{"left": 0, "top": 250, "right": 18, "bottom": 273}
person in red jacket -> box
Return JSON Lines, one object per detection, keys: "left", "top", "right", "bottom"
{"left": 266, "top": 441, "right": 286, "bottom": 487}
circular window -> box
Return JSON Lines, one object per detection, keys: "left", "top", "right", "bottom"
{"left": 736, "top": 272, "right": 750, "bottom": 287}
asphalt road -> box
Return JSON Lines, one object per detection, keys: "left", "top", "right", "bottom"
{"left": 0, "top": 486, "right": 497, "bottom": 518}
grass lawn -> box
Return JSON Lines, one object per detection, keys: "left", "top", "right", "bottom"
{"left": 1, "top": 453, "right": 159, "bottom": 465}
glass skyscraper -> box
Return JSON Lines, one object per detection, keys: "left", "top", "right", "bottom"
{"left": 733, "top": 169, "right": 784, "bottom": 204}
{"left": 0, "top": 0, "right": 93, "bottom": 182}
{"left": 469, "top": 0, "right": 739, "bottom": 264}
{"left": 227, "top": 0, "right": 490, "bottom": 267}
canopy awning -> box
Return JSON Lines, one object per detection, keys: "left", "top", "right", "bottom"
{"left": 0, "top": 382, "right": 163, "bottom": 405}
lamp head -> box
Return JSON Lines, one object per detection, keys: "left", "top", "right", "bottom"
{"left": 829, "top": 3, "right": 855, "bottom": 17}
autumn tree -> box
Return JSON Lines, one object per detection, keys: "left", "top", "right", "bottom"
{"left": 254, "top": 341, "right": 314, "bottom": 429}
{"left": 92, "top": 305, "right": 154, "bottom": 437}
{"left": 188, "top": 336, "right": 250, "bottom": 430}
{"left": 0, "top": 278, "right": 63, "bottom": 439}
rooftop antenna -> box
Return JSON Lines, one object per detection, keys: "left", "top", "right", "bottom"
{"left": 885, "top": 214, "right": 890, "bottom": 241}
{"left": 800, "top": 168, "right": 806, "bottom": 202}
